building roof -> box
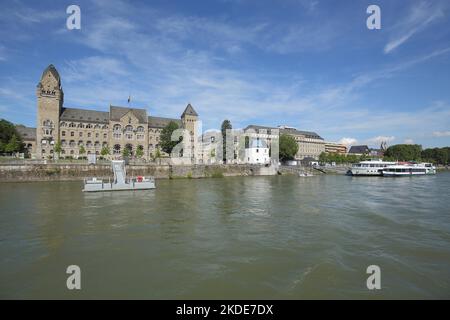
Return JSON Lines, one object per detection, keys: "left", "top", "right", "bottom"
{"left": 244, "top": 125, "right": 323, "bottom": 140}
{"left": 110, "top": 106, "right": 148, "bottom": 124}
{"left": 348, "top": 145, "right": 370, "bottom": 154}
{"left": 244, "top": 125, "right": 278, "bottom": 133}
{"left": 181, "top": 103, "right": 198, "bottom": 117}
{"left": 148, "top": 116, "right": 181, "bottom": 128}
{"left": 15, "top": 125, "right": 36, "bottom": 141}
{"left": 60, "top": 107, "right": 110, "bottom": 123}
{"left": 279, "top": 127, "right": 323, "bottom": 140}
{"left": 41, "top": 64, "right": 60, "bottom": 81}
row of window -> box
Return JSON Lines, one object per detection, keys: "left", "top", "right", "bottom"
{"left": 113, "top": 124, "right": 145, "bottom": 132}
{"left": 62, "top": 131, "right": 107, "bottom": 138}
{"left": 42, "top": 149, "right": 101, "bottom": 155}
{"left": 61, "top": 140, "right": 107, "bottom": 148}
{"left": 60, "top": 122, "right": 109, "bottom": 130}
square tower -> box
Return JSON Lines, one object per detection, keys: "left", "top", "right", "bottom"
{"left": 181, "top": 103, "right": 199, "bottom": 163}
{"left": 36, "top": 64, "right": 63, "bottom": 159}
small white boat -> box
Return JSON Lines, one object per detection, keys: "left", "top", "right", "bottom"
{"left": 299, "top": 172, "right": 314, "bottom": 177}
{"left": 349, "top": 159, "right": 397, "bottom": 176}
{"left": 381, "top": 163, "right": 436, "bottom": 176}
{"left": 83, "top": 160, "right": 155, "bottom": 192}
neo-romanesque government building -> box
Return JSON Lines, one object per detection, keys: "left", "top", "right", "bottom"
{"left": 19, "top": 64, "right": 199, "bottom": 161}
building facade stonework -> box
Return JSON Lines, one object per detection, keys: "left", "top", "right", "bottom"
{"left": 29, "top": 65, "right": 199, "bottom": 161}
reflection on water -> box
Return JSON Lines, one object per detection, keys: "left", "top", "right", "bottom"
{"left": 1, "top": 173, "right": 450, "bottom": 299}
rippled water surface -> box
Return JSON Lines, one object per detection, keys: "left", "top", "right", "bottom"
{"left": 1, "top": 173, "right": 450, "bottom": 299}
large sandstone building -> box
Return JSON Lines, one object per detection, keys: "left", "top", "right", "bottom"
{"left": 22, "top": 64, "right": 199, "bottom": 161}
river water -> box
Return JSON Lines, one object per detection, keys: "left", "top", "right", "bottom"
{"left": 1, "top": 173, "right": 449, "bottom": 299}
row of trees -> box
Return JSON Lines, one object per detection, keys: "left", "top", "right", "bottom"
{"left": 0, "top": 119, "right": 24, "bottom": 154}
{"left": 384, "top": 144, "right": 449, "bottom": 165}
{"left": 318, "top": 144, "right": 450, "bottom": 166}
{"left": 319, "top": 152, "right": 366, "bottom": 164}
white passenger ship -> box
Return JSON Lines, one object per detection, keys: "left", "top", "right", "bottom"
{"left": 349, "top": 159, "right": 397, "bottom": 176}
{"left": 381, "top": 163, "right": 436, "bottom": 176}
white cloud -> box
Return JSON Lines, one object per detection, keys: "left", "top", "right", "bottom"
{"left": 404, "top": 139, "right": 415, "bottom": 144}
{"left": 384, "top": 1, "right": 446, "bottom": 54}
{"left": 366, "top": 136, "right": 395, "bottom": 147}
{"left": 432, "top": 131, "right": 450, "bottom": 137}
{"left": 338, "top": 137, "right": 358, "bottom": 146}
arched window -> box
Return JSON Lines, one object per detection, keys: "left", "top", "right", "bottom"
{"left": 60, "top": 122, "right": 67, "bottom": 127}
{"left": 113, "top": 124, "right": 121, "bottom": 132}
{"left": 78, "top": 140, "right": 83, "bottom": 146}
{"left": 86, "top": 124, "right": 92, "bottom": 129}
{"left": 69, "top": 122, "right": 76, "bottom": 128}
{"left": 43, "top": 119, "right": 53, "bottom": 127}
{"left": 125, "top": 125, "right": 133, "bottom": 140}
{"left": 137, "top": 126, "right": 144, "bottom": 132}
{"left": 86, "top": 141, "right": 92, "bottom": 148}
{"left": 113, "top": 144, "right": 121, "bottom": 154}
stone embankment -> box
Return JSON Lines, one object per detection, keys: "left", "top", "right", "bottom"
{"left": 0, "top": 162, "right": 282, "bottom": 182}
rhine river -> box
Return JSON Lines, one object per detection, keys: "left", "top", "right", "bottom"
{"left": 1, "top": 173, "right": 450, "bottom": 299}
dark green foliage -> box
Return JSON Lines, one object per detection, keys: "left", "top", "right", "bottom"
{"left": 279, "top": 134, "right": 299, "bottom": 161}
{"left": 384, "top": 144, "right": 422, "bottom": 161}
{"left": 0, "top": 119, "right": 24, "bottom": 153}
{"left": 221, "top": 120, "right": 232, "bottom": 163}
{"left": 160, "top": 121, "right": 182, "bottom": 154}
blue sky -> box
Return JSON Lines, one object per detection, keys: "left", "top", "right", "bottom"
{"left": 0, "top": 0, "right": 450, "bottom": 148}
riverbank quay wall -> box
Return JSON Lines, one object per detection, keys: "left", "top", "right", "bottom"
{"left": 0, "top": 163, "right": 279, "bottom": 182}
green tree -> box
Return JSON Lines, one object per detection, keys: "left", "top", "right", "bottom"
{"left": 122, "top": 147, "right": 131, "bottom": 158}
{"left": 279, "top": 134, "right": 299, "bottom": 161}
{"left": 160, "top": 121, "right": 182, "bottom": 155}
{"left": 136, "top": 145, "right": 144, "bottom": 158}
{"left": 101, "top": 145, "right": 110, "bottom": 156}
{"left": 0, "top": 119, "right": 24, "bottom": 153}
{"left": 384, "top": 144, "right": 422, "bottom": 161}
{"left": 422, "top": 147, "right": 450, "bottom": 165}
{"left": 53, "top": 140, "right": 62, "bottom": 158}
{"left": 5, "top": 134, "right": 22, "bottom": 153}
{"left": 221, "top": 119, "right": 232, "bottom": 163}
{"left": 79, "top": 145, "right": 86, "bottom": 156}
{"left": 153, "top": 147, "right": 162, "bottom": 164}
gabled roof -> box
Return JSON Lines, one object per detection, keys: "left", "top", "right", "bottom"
{"left": 60, "top": 108, "right": 109, "bottom": 123}
{"left": 181, "top": 103, "right": 198, "bottom": 117}
{"left": 15, "top": 125, "right": 36, "bottom": 140}
{"left": 110, "top": 106, "right": 148, "bottom": 124}
{"left": 348, "top": 145, "right": 370, "bottom": 154}
{"left": 148, "top": 116, "right": 181, "bottom": 128}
